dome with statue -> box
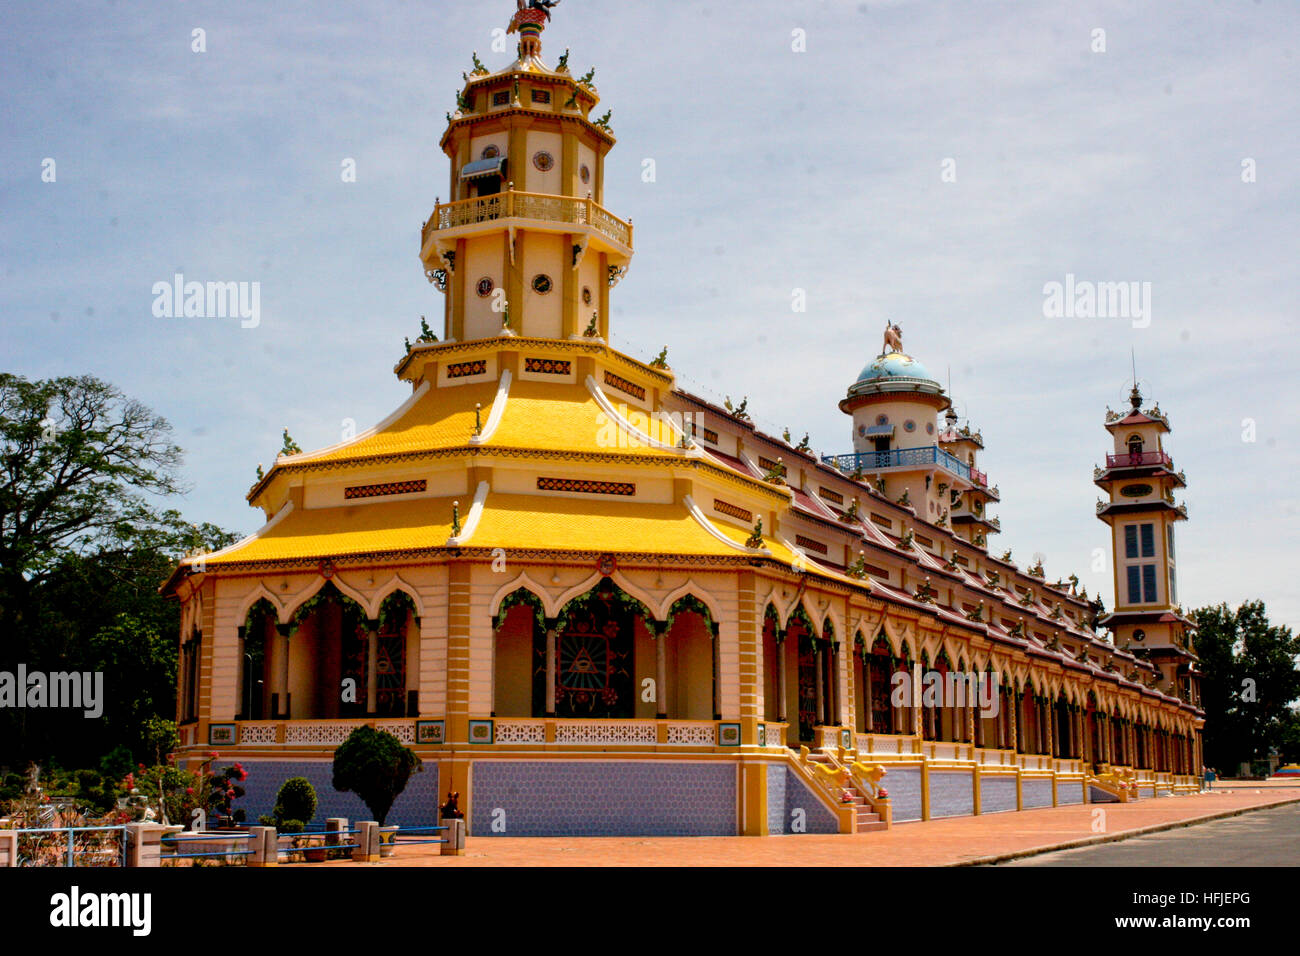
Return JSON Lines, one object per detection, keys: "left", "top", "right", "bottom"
{"left": 854, "top": 351, "right": 936, "bottom": 386}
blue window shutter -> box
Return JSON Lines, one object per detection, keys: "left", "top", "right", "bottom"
{"left": 1142, "top": 564, "right": 1157, "bottom": 603}
{"left": 1127, "top": 566, "right": 1141, "bottom": 604}
{"left": 1140, "top": 523, "right": 1155, "bottom": 557}
{"left": 1125, "top": 525, "right": 1138, "bottom": 559}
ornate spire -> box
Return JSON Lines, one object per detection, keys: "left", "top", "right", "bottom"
{"left": 509, "top": 1, "right": 560, "bottom": 59}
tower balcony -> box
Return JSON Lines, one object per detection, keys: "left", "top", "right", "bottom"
{"left": 421, "top": 189, "right": 634, "bottom": 260}
{"left": 822, "top": 446, "right": 989, "bottom": 489}
{"left": 1105, "top": 450, "right": 1173, "bottom": 470}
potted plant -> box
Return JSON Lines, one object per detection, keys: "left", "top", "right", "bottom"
{"left": 259, "top": 777, "right": 319, "bottom": 861}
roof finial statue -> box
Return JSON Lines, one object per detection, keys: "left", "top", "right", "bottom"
{"left": 881, "top": 321, "right": 903, "bottom": 357}
{"left": 509, "top": 1, "right": 561, "bottom": 59}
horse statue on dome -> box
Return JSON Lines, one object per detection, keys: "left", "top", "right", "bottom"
{"left": 881, "top": 321, "right": 903, "bottom": 356}
{"left": 515, "top": 0, "right": 560, "bottom": 21}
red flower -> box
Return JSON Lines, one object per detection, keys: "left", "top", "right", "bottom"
{"left": 208, "top": 750, "right": 219, "bottom": 759}
{"left": 138, "top": 763, "right": 146, "bottom": 771}
{"left": 185, "top": 787, "right": 195, "bottom": 796}
{"left": 877, "top": 789, "right": 889, "bottom": 799}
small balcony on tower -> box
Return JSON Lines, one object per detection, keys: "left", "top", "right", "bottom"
{"left": 821, "top": 445, "right": 989, "bottom": 491}
{"left": 421, "top": 188, "right": 634, "bottom": 262}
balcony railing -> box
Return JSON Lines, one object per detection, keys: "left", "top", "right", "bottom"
{"left": 822, "top": 446, "right": 987, "bottom": 486}
{"left": 422, "top": 189, "right": 633, "bottom": 249}
{"left": 1105, "top": 450, "right": 1172, "bottom": 469}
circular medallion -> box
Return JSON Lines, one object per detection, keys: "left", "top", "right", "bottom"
{"left": 597, "top": 553, "right": 617, "bottom": 576}
{"left": 926, "top": 422, "right": 935, "bottom": 435}
{"left": 904, "top": 420, "right": 916, "bottom": 433}
{"left": 857, "top": 424, "right": 867, "bottom": 437}
{"left": 531, "top": 274, "right": 553, "bottom": 295}
{"left": 580, "top": 164, "right": 591, "bottom": 184}
{"left": 532, "top": 150, "right": 555, "bottom": 172}
{"left": 1133, "top": 629, "right": 1146, "bottom": 642}
{"left": 582, "top": 286, "right": 592, "bottom": 305}
{"left": 319, "top": 559, "right": 335, "bottom": 580}
{"left": 476, "top": 277, "right": 494, "bottom": 298}
{"left": 1120, "top": 483, "right": 1153, "bottom": 498}
{"left": 875, "top": 414, "right": 889, "bottom": 426}
{"left": 481, "top": 144, "right": 501, "bottom": 160}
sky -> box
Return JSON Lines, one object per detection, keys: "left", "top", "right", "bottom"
{"left": 2, "top": 0, "right": 1297, "bottom": 630}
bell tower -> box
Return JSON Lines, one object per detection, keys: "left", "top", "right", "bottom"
{"left": 1094, "top": 383, "right": 1197, "bottom": 702}
{"left": 419, "top": 1, "right": 634, "bottom": 344}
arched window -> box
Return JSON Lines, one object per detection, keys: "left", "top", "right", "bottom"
{"left": 1126, "top": 433, "right": 1144, "bottom": 457}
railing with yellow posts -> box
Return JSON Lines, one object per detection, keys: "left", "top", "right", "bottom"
{"left": 422, "top": 189, "right": 634, "bottom": 249}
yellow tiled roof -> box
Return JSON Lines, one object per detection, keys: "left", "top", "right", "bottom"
{"left": 485, "top": 379, "right": 681, "bottom": 454}
{"left": 197, "top": 491, "right": 797, "bottom": 567}
{"left": 289, "top": 381, "right": 499, "bottom": 465}
{"left": 202, "top": 497, "right": 456, "bottom": 566}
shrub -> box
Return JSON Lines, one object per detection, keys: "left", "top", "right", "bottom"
{"left": 271, "top": 777, "right": 317, "bottom": 828}
{"left": 332, "top": 726, "right": 422, "bottom": 826}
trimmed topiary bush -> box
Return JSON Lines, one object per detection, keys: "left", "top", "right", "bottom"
{"left": 261, "top": 777, "right": 317, "bottom": 830}
{"left": 332, "top": 726, "right": 422, "bottom": 826}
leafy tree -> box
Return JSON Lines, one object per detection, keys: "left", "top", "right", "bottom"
{"left": 1192, "top": 601, "right": 1300, "bottom": 771}
{"left": 0, "top": 372, "right": 238, "bottom": 767}
{"left": 332, "top": 726, "right": 423, "bottom": 826}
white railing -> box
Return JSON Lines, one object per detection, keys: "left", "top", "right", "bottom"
{"left": 239, "top": 723, "right": 278, "bottom": 745}
{"left": 553, "top": 721, "right": 658, "bottom": 745}
{"left": 665, "top": 722, "right": 716, "bottom": 746}
{"left": 374, "top": 720, "right": 415, "bottom": 744}
{"left": 931, "top": 742, "right": 959, "bottom": 761}
{"left": 494, "top": 719, "right": 547, "bottom": 744}
{"left": 285, "top": 722, "right": 359, "bottom": 745}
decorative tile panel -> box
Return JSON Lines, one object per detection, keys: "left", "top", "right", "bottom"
{"left": 885, "top": 766, "right": 923, "bottom": 822}
{"left": 766, "top": 764, "right": 839, "bottom": 834}
{"left": 232, "top": 759, "right": 440, "bottom": 829}
{"left": 447, "top": 359, "right": 488, "bottom": 379}
{"left": 470, "top": 760, "right": 736, "bottom": 836}
{"left": 980, "top": 776, "right": 1017, "bottom": 814}
{"left": 537, "top": 477, "right": 635, "bottom": 496}
{"left": 713, "top": 499, "right": 752, "bottom": 522}
{"left": 930, "top": 769, "right": 975, "bottom": 818}
{"left": 794, "top": 535, "right": 828, "bottom": 555}
{"left": 603, "top": 370, "right": 645, "bottom": 401}
{"left": 524, "top": 357, "right": 571, "bottom": 375}
{"left": 1022, "top": 778, "right": 1053, "bottom": 809}
{"left": 344, "top": 479, "right": 427, "bottom": 501}
{"left": 665, "top": 722, "right": 716, "bottom": 746}
{"left": 239, "top": 723, "right": 277, "bottom": 745}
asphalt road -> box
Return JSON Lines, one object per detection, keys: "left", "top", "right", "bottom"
{"left": 999, "top": 801, "right": 1300, "bottom": 866}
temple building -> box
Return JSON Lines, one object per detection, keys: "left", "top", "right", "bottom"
{"left": 164, "top": 3, "right": 1204, "bottom": 836}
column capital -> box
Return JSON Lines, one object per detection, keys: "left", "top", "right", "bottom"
{"left": 366, "top": 618, "right": 381, "bottom": 632}
{"left": 275, "top": 622, "right": 291, "bottom": 637}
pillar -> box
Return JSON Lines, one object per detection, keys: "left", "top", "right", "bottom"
{"left": 813, "top": 643, "right": 824, "bottom": 730}
{"left": 275, "top": 622, "right": 290, "bottom": 719}
{"left": 654, "top": 620, "right": 668, "bottom": 720}
{"left": 711, "top": 621, "right": 722, "bottom": 721}
{"left": 544, "top": 617, "right": 559, "bottom": 719}
{"left": 366, "top": 620, "right": 379, "bottom": 716}
{"left": 776, "top": 629, "right": 788, "bottom": 723}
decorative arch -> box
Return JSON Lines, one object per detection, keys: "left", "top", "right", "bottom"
{"left": 371, "top": 572, "right": 426, "bottom": 620}
{"left": 661, "top": 583, "right": 721, "bottom": 625}
{"left": 285, "top": 576, "right": 369, "bottom": 625}
{"left": 236, "top": 584, "right": 284, "bottom": 627}
{"left": 665, "top": 592, "right": 716, "bottom": 633}
{"left": 555, "top": 571, "right": 657, "bottom": 623}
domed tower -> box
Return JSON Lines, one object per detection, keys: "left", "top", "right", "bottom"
{"left": 829, "top": 324, "right": 996, "bottom": 537}
{"left": 419, "top": 2, "right": 634, "bottom": 343}
{"left": 1095, "top": 383, "right": 1197, "bottom": 702}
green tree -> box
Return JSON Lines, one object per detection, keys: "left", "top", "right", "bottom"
{"left": 1192, "top": 601, "right": 1300, "bottom": 771}
{"left": 332, "top": 726, "right": 423, "bottom": 826}
{"left": 0, "top": 373, "right": 238, "bottom": 767}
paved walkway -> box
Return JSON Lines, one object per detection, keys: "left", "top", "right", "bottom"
{"left": 306, "top": 786, "right": 1300, "bottom": 867}
{"left": 999, "top": 801, "right": 1300, "bottom": 866}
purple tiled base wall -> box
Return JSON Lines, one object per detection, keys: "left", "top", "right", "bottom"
{"left": 1022, "top": 778, "right": 1053, "bottom": 808}
{"left": 930, "top": 770, "right": 975, "bottom": 818}
{"left": 765, "top": 764, "right": 839, "bottom": 834}
{"left": 1057, "top": 782, "right": 1084, "bottom": 805}
{"left": 884, "top": 765, "right": 923, "bottom": 822}
{"left": 470, "top": 760, "right": 737, "bottom": 836}
{"left": 979, "top": 776, "right": 1017, "bottom": 814}
{"left": 1088, "top": 785, "right": 1119, "bottom": 803}
{"left": 231, "top": 759, "right": 440, "bottom": 828}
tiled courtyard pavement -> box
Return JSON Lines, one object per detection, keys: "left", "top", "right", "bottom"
{"left": 301, "top": 784, "right": 1300, "bottom": 867}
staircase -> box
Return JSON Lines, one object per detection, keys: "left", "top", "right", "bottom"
{"left": 803, "top": 749, "right": 887, "bottom": 832}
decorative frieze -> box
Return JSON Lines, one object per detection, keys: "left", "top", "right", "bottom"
{"left": 537, "top": 476, "right": 635, "bottom": 496}
{"left": 344, "top": 479, "right": 428, "bottom": 501}
{"left": 524, "top": 357, "right": 572, "bottom": 375}
{"left": 446, "top": 359, "right": 488, "bottom": 379}
{"left": 712, "top": 499, "right": 752, "bottom": 522}
{"left": 603, "top": 370, "right": 645, "bottom": 401}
